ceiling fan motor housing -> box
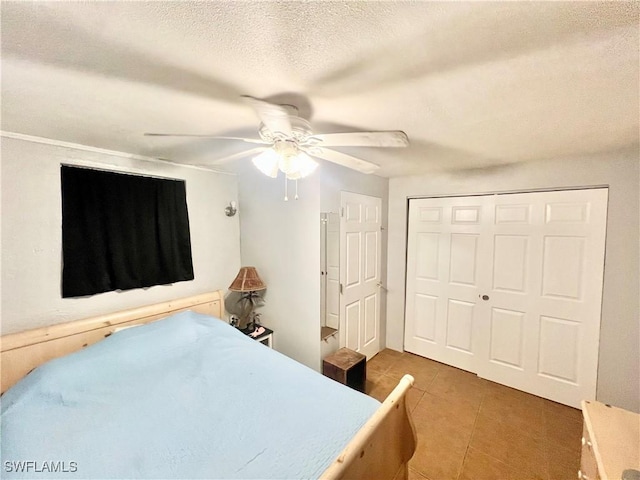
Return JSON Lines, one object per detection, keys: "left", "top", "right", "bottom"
{"left": 258, "top": 115, "right": 313, "bottom": 144}
{"left": 274, "top": 139, "right": 299, "bottom": 158}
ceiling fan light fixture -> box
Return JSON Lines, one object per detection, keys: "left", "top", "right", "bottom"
{"left": 291, "top": 152, "right": 318, "bottom": 179}
{"left": 252, "top": 149, "right": 280, "bottom": 178}
{"left": 253, "top": 148, "right": 319, "bottom": 181}
{"left": 278, "top": 152, "right": 318, "bottom": 180}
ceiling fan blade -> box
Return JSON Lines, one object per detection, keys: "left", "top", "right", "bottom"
{"left": 241, "top": 95, "right": 293, "bottom": 137}
{"left": 144, "top": 133, "right": 268, "bottom": 145}
{"left": 304, "top": 147, "right": 379, "bottom": 174}
{"left": 307, "top": 131, "right": 409, "bottom": 148}
{"left": 205, "top": 147, "right": 267, "bottom": 165}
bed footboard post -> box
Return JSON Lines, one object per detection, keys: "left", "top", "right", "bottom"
{"left": 320, "top": 374, "right": 417, "bottom": 480}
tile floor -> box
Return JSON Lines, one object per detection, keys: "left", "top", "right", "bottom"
{"left": 366, "top": 349, "right": 583, "bottom": 480}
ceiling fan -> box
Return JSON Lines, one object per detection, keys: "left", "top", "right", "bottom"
{"left": 145, "top": 96, "right": 409, "bottom": 180}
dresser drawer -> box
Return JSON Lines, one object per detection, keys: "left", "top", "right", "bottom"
{"left": 581, "top": 400, "right": 640, "bottom": 480}
{"left": 579, "top": 422, "right": 600, "bottom": 480}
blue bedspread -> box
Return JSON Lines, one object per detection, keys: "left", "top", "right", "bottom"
{"left": 1, "top": 312, "right": 380, "bottom": 479}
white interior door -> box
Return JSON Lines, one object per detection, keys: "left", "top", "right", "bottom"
{"left": 340, "top": 192, "right": 382, "bottom": 359}
{"left": 404, "top": 188, "right": 608, "bottom": 407}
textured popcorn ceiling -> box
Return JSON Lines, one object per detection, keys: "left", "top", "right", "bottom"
{"left": 1, "top": 1, "right": 638, "bottom": 176}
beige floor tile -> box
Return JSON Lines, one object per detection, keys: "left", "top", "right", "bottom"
{"left": 414, "top": 392, "right": 479, "bottom": 431}
{"left": 366, "top": 368, "right": 383, "bottom": 385}
{"left": 543, "top": 399, "right": 583, "bottom": 423}
{"left": 427, "top": 368, "right": 487, "bottom": 407}
{"left": 547, "top": 461, "right": 580, "bottom": 480}
{"left": 458, "top": 447, "right": 546, "bottom": 480}
{"left": 406, "top": 386, "right": 425, "bottom": 412}
{"left": 385, "top": 355, "right": 440, "bottom": 391}
{"left": 484, "top": 382, "right": 545, "bottom": 410}
{"left": 410, "top": 431, "right": 467, "bottom": 480}
{"left": 412, "top": 399, "right": 476, "bottom": 461}
{"left": 367, "top": 354, "right": 393, "bottom": 375}
{"left": 365, "top": 368, "right": 384, "bottom": 394}
{"left": 408, "top": 467, "right": 431, "bottom": 480}
{"left": 367, "top": 374, "right": 399, "bottom": 402}
{"left": 412, "top": 412, "right": 475, "bottom": 451}
{"left": 469, "top": 412, "right": 548, "bottom": 478}
{"left": 544, "top": 408, "right": 583, "bottom": 455}
{"left": 367, "top": 355, "right": 391, "bottom": 375}
{"left": 401, "top": 351, "right": 440, "bottom": 364}
{"left": 546, "top": 442, "right": 581, "bottom": 480}
{"left": 459, "top": 447, "right": 546, "bottom": 480}
{"left": 479, "top": 391, "right": 546, "bottom": 440}
{"left": 381, "top": 348, "right": 405, "bottom": 358}
{"left": 433, "top": 364, "right": 485, "bottom": 385}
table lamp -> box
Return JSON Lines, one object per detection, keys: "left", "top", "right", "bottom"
{"left": 228, "top": 266, "right": 266, "bottom": 330}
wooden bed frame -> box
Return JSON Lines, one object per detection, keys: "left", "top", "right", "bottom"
{"left": 0, "top": 291, "right": 416, "bottom": 480}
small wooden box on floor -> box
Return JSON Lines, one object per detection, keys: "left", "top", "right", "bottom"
{"left": 323, "top": 347, "right": 366, "bottom": 393}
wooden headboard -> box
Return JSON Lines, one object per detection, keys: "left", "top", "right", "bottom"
{"left": 0, "top": 290, "right": 224, "bottom": 394}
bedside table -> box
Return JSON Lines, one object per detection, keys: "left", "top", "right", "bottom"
{"left": 239, "top": 326, "right": 273, "bottom": 348}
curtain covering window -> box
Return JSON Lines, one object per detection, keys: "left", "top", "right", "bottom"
{"left": 61, "top": 166, "right": 194, "bottom": 298}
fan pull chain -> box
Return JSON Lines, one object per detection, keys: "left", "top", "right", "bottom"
{"left": 284, "top": 177, "right": 288, "bottom": 201}
{"left": 295, "top": 180, "right": 299, "bottom": 200}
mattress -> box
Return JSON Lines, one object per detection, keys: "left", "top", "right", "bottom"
{"left": 1, "top": 312, "right": 380, "bottom": 479}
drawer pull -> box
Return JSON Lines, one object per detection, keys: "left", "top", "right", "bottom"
{"left": 581, "top": 437, "right": 592, "bottom": 448}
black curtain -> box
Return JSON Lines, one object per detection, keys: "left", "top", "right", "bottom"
{"left": 61, "top": 166, "right": 194, "bottom": 298}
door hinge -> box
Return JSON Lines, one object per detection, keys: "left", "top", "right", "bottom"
{"left": 340, "top": 207, "right": 344, "bottom": 217}
{"left": 339, "top": 283, "right": 343, "bottom": 294}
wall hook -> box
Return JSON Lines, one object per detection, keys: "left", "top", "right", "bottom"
{"left": 225, "top": 201, "right": 237, "bottom": 217}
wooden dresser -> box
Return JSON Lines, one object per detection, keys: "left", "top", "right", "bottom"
{"left": 580, "top": 400, "right": 640, "bottom": 480}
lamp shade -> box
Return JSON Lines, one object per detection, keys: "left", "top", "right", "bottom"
{"left": 252, "top": 150, "right": 280, "bottom": 178}
{"left": 228, "top": 266, "right": 266, "bottom": 292}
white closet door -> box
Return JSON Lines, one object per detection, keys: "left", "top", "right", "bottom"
{"left": 404, "top": 189, "right": 608, "bottom": 407}
{"left": 340, "top": 192, "right": 382, "bottom": 359}
{"left": 477, "top": 189, "right": 608, "bottom": 407}
{"left": 404, "top": 195, "right": 492, "bottom": 372}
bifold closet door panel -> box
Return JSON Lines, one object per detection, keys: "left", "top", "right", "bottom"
{"left": 404, "top": 189, "right": 608, "bottom": 407}
{"left": 404, "top": 195, "right": 493, "bottom": 373}
{"left": 477, "top": 189, "right": 608, "bottom": 408}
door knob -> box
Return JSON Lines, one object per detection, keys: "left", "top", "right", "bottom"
{"left": 479, "top": 294, "right": 490, "bottom": 301}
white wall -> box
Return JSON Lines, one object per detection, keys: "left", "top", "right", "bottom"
{"left": 319, "top": 162, "right": 389, "bottom": 215}
{"left": 236, "top": 160, "right": 388, "bottom": 370}
{"left": 1, "top": 136, "right": 241, "bottom": 334}
{"left": 236, "top": 162, "right": 322, "bottom": 370}
{"left": 386, "top": 148, "right": 640, "bottom": 412}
